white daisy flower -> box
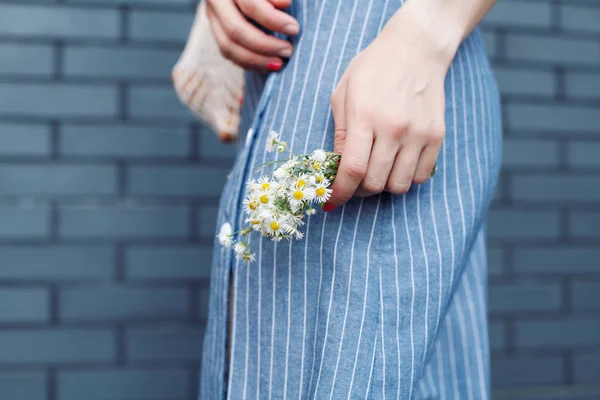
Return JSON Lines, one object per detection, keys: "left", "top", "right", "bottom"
{"left": 311, "top": 149, "right": 327, "bottom": 163}
{"left": 217, "top": 223, "right": 234, "bottom": 248}
{"left": 313, "top": 183, "right": 332, "bottom": 203}
{"left": 241, "top": 252, "right": 256, "bottom": 263}
{"left": 243, "top": 196, "right": 260, "bottom": 214}
{"left": 266, "top": 130, "right": 280, "bottom": 152}
{"left": 234, "top": 242, "right": 247, "bottom": 256}
{"left": 306, "top": 208, "right": 316, "bottom": 216}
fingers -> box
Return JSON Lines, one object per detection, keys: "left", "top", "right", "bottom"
{"left": 358, "top": 136, "right": 398, "bottom": 196}
{"left": 413, "top": 139, "right": 442, "bottom": 184}
{"left": 330, "top": 78, "right": 347, "bottom": 155}
{"left": 208, "top": 8, "right": 282, "bottom": 71}
{"left": 206, "top": 0, "right": 294, "bottom": 60}
{"left": 386, "top": 144, "right": 422, "bottom": 195}
{"left": 236, "top": 0, "right": 300, "bottom": 36}
{"left": 327, "top": 95, "right": 373, "bottom": 206}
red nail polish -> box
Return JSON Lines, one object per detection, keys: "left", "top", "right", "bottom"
{"left": 322, "top": 203, "right": 336, "bottom": 213}
{"left": 267, "top": 61, "right": 282, "bottom": 72}
{"left": 239, "top": 97, "right": 244, "bottom": 105}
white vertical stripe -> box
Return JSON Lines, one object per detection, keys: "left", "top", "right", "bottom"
{"left": 445, "top": 318, "right": 460, "bottom": 399}
{"left": 469, "top": 39, "right": 490, "bottom": 194}
{"left": 379, "top": 266, "right": 387, "bottom": 400}
{"left": 347, "top": 195, "right": 381, "bottom": 400}
{"left": 429, "top": 179, "right": 444, "bottom": 344}
{"left": 401, "top": 194, "right": 416, "bottom": 400}
{"left": 435, "top": 339, "right": 446, "bottom": 399}
{"left": 306, "top": 213, "right": 329, "bottom": 397}
{"left": 329, "top": 199, "right": 364, "bottom": 399}
{"left": 464, "top": 263, "right": 488, "bottom": 400}
{"left": 391, "top": 198, "right": 401, "bottom": 400}
{"left": 458, "top": 50, "right": 476, "bottom": 231}
{"left": 365, "top": 329, "right": 379, "bottom": 399}
{"left": 416, "top": 185, "right": 430, "bottom": 369}
{"left": 455, "top": 293, "right": 474, "bottom": 400}
{"left": 312, "top": 204, "right": 347, "bottom": 397}
{"left": 226, "top": 258, "right": 241, "bottom": 400}
{"left": 268, "top": 243, "right": 278, "bottom": 400}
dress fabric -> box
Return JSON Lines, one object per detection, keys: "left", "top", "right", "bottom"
{"left": 199, "top": 0, "right": 502, "bottom": 398}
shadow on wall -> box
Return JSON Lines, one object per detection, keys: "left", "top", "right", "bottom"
{"left": 0, "top": 0, "right": 599, "bottom": 399}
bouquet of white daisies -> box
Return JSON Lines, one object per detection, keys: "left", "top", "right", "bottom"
{"left": 218, "top": 131, "right": 341, "bottom": 262}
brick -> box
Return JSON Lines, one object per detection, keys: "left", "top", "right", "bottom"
{"left": 489, "top": 282, "right": 561, "bottom": 314}
{"left": 129, "top": 10, "right": 194, "bottom": 42}
{"left": 487, "top": 246, "right": 504, "bottom": 277}
{"left": 516, "top": 317, "right": 600, "bottom": 348}
{"left": 0, "top": 4, "right": 119, "bottom": 39}
{"left": 561, "top": 5, "right": 600, "bottom": 34}
{"left": 507, "top": 104, "right": 600, "bottom": 134}
{"left": 511, "top": 175, "right": 600, "bottom": 202}
{"left": 59, "top": 205, "right": 189, "bottom": 238}
{"left": 574, "top": 351, "right": 600, "bottom": 383}
{"left": 488, "top": 209, "right": 560, "bottom": 240}
{"left": 489, "top": 321, "right": 505, "bottom": 351}
{"left": 0, "top": 329, "right": 114, "bottom": 364}
{"left": 0, "top": 372, "right": 47, "bottom": 400}
{"left": 567, "top": 142, "right": 600, "bottom": 168}
{"left": 126, "top": 245, "right": 212, "bottom": 280}
{"left": 492, "top": 355, "right": 565, "bottom": 387}
{"left": 502, "top": 139, "right": 558, "bottom": 168}
{"left": 198, "top": 128, "right": 237, "bottom": 161}
{"left": 197, "top": 205, "right": 220, "bottom": 237}
{"left": 0, "top": 246, "right": 114, "bottom": 281}
{"left": 0, "top": 83, "right": 117, "bottom": 118}
{"left": 571, "top": 281, "right": 600, "bottom": 311}
{"left": 129, "top": 86, "right": 194, "bottom": 119}
{"left": 60, "top": 124, "right": 189, "bottom": 158}
{"left": 126, "top": 325, "right": 204, "bottom": 361}
{"left": 58, "top": 368, "right": 189, "bottom": 400}
{"left": 0, "top": 289, "right": 49, "bottom": 323}
{"left": 0, "top": 165, "right": 116, "bottom": 196}
{"left": 0, "top": 206, "right": 49, "bottom": 239}
{"left": 60, "top": 285, "right": 188, "bottom": 321}
{"left": 128, "top": 165, "right": 229, "bottom": 197}
{"left": 570, "top": 211, "right": 600, "bottom": 238}
{"left": 196, "top": 288, "right": 210, "bottom": 320}
{"left": 565, "top": 72, "right": 600, "bottom": 99}
{"left": 506, "top": 35, "right": 600, "bottom": 65}
{"left": 64, "top": 46, "right": 180, "bottom": 79}
{"left": 0, "top": 123, "right": 50, "bottom": 157}
{"left": 514, "top": 247, "right": 600, "bottom": 275}
{"left": 0, "top": 44, "right": 53, "bottom": 75}
{"left": 481, "top": 30, "right": 496, "bottom": 59}
{"left": 485, "top": 1, "right": 552, "bottom": 28}
{"left": 494, "top": 68, "right": 555, "bottom": 97}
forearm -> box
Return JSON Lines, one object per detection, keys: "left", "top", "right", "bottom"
{"left": 386, "top": 0, "right": 497, "bottom": 68}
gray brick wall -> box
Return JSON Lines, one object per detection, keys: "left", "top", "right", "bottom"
{"left": 0, "top": 0, "right": 598, "bottom": 399}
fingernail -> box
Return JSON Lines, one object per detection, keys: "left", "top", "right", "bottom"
{"left": 283, "top": 24, "right": 300, "bottom": 35}
{"left": 267, "top": 61, "right": 282, "bottom": 72}
{"left": 278, "top": 47, "right": 293, "bottom": 58}
{"left": 322, "top": 203, "right": 336, "bottom": 213}
{"left": 238, "top": 97, "right": 244, "bottom": 105}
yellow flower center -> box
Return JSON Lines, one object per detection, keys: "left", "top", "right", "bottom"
{"left": 297, "top": 179, "right": 306, "bottom": 188}
{"left": 261, "top": 182, "right": 270, "bottom": 190}
{"left": 313, "top": 162, "right": 321, "bottom": 170}
{"left": 270, "top": 221, "right": 280, "bottom": 231}
{"left": 293, "top": 190, "right": 304, "bottom": 200}
{"left": 260, "top": 195, "right": 269, "bottom": 204}
{"left": 316, "top": 187, "right": 326, "bottom": 197}
{"left": 249, "top": 201, "right": 257, "bottom": 210}
{"left": 250, "top": 219, "right": 260, "bottom": 225}
{"left": 316, "top": 176, "right": 324, "bottom": 183}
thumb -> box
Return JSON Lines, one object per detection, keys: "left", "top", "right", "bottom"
{"left": 331, "top": 79, "right": 347, "bottom": 154}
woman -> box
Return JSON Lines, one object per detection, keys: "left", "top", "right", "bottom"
{"left": 201, "top": 0, "right": 501, "bottom": 397}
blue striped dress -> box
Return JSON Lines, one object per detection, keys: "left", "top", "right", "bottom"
{"left": 199, "top": 0, "right": 502, "bottom": 398}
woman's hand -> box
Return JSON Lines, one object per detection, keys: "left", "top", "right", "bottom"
{"left": 206, "top": 0, "right": 300, "bottom": 71}
{"left": 326, "top": 2, "right": 462, "bottom": 208}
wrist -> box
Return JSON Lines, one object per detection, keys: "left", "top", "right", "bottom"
{"left": 387, "top": 0, "right": 464, "bottom": 69}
